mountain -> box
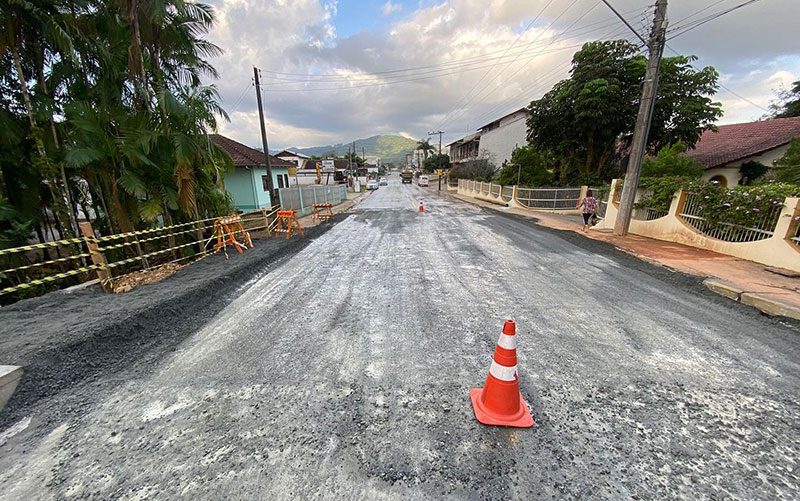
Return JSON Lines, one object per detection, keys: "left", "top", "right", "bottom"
{"left": 284, "top": 135, "right": 418, "bottom": 166}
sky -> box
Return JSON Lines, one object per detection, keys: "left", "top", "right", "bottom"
{"left": 202, "top": 0, "right": 800, "bottom": 150}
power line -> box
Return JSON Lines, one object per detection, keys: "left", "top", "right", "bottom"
{"left": 465, "top": 25, "right": 636, "bottom": 130}
{"left": 433, "top": 0, "right": 559, "bottom": 132}
{"left": 599, "top": 0, "right": 647, "bottom": 45}
{"left": 260, "top": 19, "right": 632, "bottom": 86}
{"left": 257, "top": 43, "right": 590, "bottom": 93}
{"left": 666, "top": 0, "right": 762, "bottom": 40}
{"left": 440, "top": 0, "right": 601, "bottom": 132}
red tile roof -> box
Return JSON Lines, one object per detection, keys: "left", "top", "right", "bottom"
{"left": 683, "top": 117, "right": 800, "bottom": 169}
{"left": 209, "top": 134, "right": 294, "bottom": 168}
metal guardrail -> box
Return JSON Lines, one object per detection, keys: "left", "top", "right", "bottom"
{"left": 679, "top": 193, "right": 781, "bottom": 242}
{"left": 515, "top": 187, "right": 581, "bottom": 209}
{"left": 491, "top": 184, "right": 501, "bottom": 197}
{"left": 278, "top": 185, "right": 347, "bottom": 215}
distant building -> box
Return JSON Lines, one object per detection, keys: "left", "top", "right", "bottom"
{"left": 275, "top": 150, "right": 311, "bottom": 170}
{"left": 682, "top": 117, "right": 800, "bottom": 187}
{"left": 448, "top": 108, "right": 529, "bottom": 166}
{"left": 448, "top": 133, "right": 481, "bottom": 164}
{"left": 476, "top": 108, "right": 528, "bottom": 166}
{"left": 210, "top": 134, "right": 294, "bottom": 210}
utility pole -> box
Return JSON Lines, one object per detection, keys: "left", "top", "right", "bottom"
{"left": 428, "top": 130, "right": 444, "bottom": 190}
{"left": 253, "top": 67, "right": 275, "bottom": 204}
{"left": 614, "top": 0, "right": 668, "bottom": 236}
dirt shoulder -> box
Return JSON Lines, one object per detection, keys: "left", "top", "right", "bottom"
{"left": 0, "top": 216, "right": 347, "bottom": 430}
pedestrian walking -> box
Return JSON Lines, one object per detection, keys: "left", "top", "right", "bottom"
{"left": 576, "top": 189, "right": 598, "bottom": 232}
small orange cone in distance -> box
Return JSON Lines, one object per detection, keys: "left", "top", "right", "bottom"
{"left": 470, "top": 319, "right": 534, "bottom": 428}
{"left": 419, "top": 200, "right": 424, "bottom": 212}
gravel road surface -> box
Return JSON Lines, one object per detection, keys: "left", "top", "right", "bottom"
{"left": 1, "top": 179, "right": 798, "bottom": 500}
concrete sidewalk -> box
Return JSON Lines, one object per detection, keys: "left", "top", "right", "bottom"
{"left": 295, "top": 188, "right": 373, "bottom": 229}
{"left": 447, "top": 191, "right": 800, "bottom": 321}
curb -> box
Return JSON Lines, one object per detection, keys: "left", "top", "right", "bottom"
{"left": 0, "top": 365, "right": 23, "bottom": 412}
{"left": 703, "top": 278, "right": 800, "bottom": 320}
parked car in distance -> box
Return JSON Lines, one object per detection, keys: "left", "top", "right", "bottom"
{"left": 379, "top": 178, "right": 388, "bottom": 186}
{"left": 366, "top": 179, "right": 379, "bottom": 190}
{"left": 418, "top": 175, "right": 429, "bottom": 187}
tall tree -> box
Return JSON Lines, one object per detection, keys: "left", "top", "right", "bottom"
{"left": 526, "top": 40, "right": 722, "bottom": 183}
{"left": 416, "top": 138, "right": 435, "bottom": 159}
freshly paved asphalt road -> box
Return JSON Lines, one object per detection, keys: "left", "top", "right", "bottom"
{"left": 1, "top": 179, "right": 799, "bottom": 499}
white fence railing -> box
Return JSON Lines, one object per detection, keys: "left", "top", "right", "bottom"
{"left": 278, "top": 184, "right": 348, "bottom": 215}
{"left": 516, "top": 187, "right": 582, "bottom": 209}
{"left": 678, "top": 193, "right": 782, "bottom": 243}
{"left": 595, "top": 179, "right": 800, "bottom": 272}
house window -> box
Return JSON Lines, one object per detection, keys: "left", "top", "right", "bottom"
{"left": 263, "top": 174, "right": 291, "bottom": 190}
{"left": 709, "top": 175, "right": 727, "bottom": 187}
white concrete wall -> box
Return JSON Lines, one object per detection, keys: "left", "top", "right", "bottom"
{"left": 596, "top": 179, "right": 800, "bottom": 272}
{"left": 477, "top": 113, "right": 528, "bottom": 166}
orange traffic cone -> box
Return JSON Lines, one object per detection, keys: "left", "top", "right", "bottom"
{"left": 470, "top": 319, "right": 534, "bottom": 428}
{"left": 419, "top": 200, "right": 424, "bottom": 212}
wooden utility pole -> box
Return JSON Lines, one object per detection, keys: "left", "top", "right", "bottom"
{"left": 428, "top": 130, "right": 444, "bottom": 190}
{"left": 614, "top": 0, "right": 668, "bottom": 236}
{"left": 253, "top": 67, "right": 276, "bottom": 204}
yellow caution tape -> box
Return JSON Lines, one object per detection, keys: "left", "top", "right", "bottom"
{"left": 0, "top": 237, "right": 86, "bottom": 257}
{"left": 0, "top": 264, "right": 102, "bottom": 295}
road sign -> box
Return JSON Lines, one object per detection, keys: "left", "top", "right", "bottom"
{"left": 437, "top": 169, "right": 443, "bottom": 176}
{"left": 321, "top": 160, "right": 335, "bottom": 172}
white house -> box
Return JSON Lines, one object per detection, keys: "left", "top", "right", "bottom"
{"left": 683, "top": 117, "right": 800, "bottom": 187}
{"left": 476, "top": 108, "right": 528, "bottom": 166}
{"left": 275, "top": 150, "right": 312, "bottom": 170}
{"left": 448, "top": 108, "right": 529, "bottom": 166}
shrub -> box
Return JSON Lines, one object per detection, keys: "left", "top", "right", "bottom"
{"left": 641, "top": 142, "right": 703, "bottom": 178}
{"left": 684, "top": 180, "right": 799, "bottom": 227}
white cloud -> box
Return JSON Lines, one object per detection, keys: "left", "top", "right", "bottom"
{"left": 202, "top": 0, "right": 800, "bottom": 149}
{"left": 382, "top": 1, "right": 401, "bottom": 17}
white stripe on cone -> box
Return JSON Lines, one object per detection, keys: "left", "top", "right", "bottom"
{"left": 489, "top": 361, "right": 517, "bottom": 381}
{"left": 496, "top": 333, "right": 517, "bottom": 350}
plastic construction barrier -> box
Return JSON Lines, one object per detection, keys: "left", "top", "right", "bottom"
{"left": 274, "top": 210, "right": 305, "bottom": 240}
{"left": 311, "top": 203, "right": 334, "bottom": 223}
{"left": 213, "top": 214, "right": 253, "bottom": 256}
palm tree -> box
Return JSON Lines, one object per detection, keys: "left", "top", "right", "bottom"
{"left": 416, "top": 138, "right": 435, "bottom": 160}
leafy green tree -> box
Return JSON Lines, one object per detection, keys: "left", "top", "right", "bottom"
{"left": 494, "top": 146, "right": 554, "bottom": 186}
{"left": 641, "top": 142, "right": 703, "bottom": 178}
{"left": 768, "top": 81, "right": 800, "bottom": 118}
{"left": 775, "top": 137, "right": 800, "bottom": 184}
{"left": 527, "top": 40, "right": 722, "bottom": 183}
{"left": 342, "top": 151, "right": 364, "bottom": 168}
{"left": 423, "top": 153, "right": 450, "bottom": 173}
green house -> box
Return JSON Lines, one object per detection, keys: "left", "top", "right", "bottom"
{"left": 210, "top": 134, "right": 294, "bottom": 210}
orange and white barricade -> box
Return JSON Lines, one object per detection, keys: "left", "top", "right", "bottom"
{"left": 274, "top": 210, "right": 305, "bottom": 240}
{"left": 213, "top": 214, "right": 253, "bottom": 255}
{"left": 311, "top": 203, "right": 334, "bottom": 223}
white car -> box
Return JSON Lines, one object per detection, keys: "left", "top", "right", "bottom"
{"left": 379, "top": 178, "right": 388, "bottom": 186}
{"left": 418, "top": 175, "right": 429, "bottom": 187}
{"left": 366, "top": 179, "right": 379, "bottom": 190}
